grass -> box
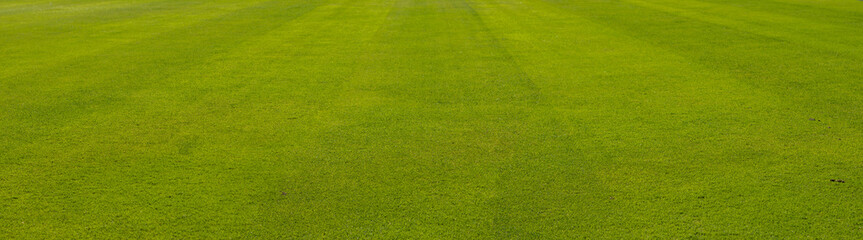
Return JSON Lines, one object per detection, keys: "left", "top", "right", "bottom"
{"left": 2, "top": 0, "right": 862, "bottom": 238}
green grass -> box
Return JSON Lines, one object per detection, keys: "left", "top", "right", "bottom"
{"left": 2, "top": 0, "right": 862, "bottom": 238}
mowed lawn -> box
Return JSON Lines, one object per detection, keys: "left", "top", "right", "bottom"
{"left": 2, "top": 0, "right": 863, "bottom": 238}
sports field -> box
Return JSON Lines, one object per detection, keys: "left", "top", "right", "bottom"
{"left": 2, "top": 0, "right": 862, "bottom": 238}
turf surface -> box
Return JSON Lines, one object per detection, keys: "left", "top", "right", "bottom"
{"left": 2, "top": 0, "right": 863, "bottom": 238}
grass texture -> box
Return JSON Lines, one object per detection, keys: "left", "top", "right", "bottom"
{"left": 2, "top": 0, "right": 863, "bottom": 238}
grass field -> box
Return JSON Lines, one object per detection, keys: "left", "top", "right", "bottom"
{"left": 2, "top": 0, "right": 863, "bottom": 238}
